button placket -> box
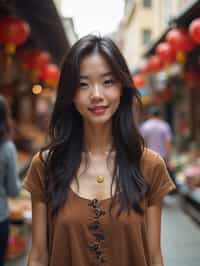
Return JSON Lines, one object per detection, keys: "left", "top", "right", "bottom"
{"left": 88, "top": 199, "right": 107, "bottom": 264}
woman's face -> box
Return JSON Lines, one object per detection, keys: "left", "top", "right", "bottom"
{"left": 74, "top": 53, "right": 122, "bottom": 125}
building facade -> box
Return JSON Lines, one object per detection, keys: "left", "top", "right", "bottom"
{"left": 120, "top": 0, "right": 195, "bottom": 71}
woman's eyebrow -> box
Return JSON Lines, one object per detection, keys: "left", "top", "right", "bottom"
{"left": 101, "top": 71, "right": 113, "bottom": 77}
{"left": 80, "top": 72, "right": 113, "bottom": 79}
{"left": 80, "top": 75, "right": 89, "bottom": 79}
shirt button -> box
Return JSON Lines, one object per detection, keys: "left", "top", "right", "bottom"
{"left": 88, "top": 243, "right": 100, "bottom": 252}
{"left": 96, "top": 255, "right": 106, "bottom": 264}
{"left": 88, "top": 221, "right": 100, "bottom": 230}
{"left": 94, "top": 233, "right": 106, "bottom": 242}
{"left": 95, "top": 209, "right": 106, "bottom": 218}
{"left": 88, "top": 199, "right": 99, "bottom": 208}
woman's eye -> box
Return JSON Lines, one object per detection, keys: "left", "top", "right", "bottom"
{"left": 79, "top": 82, "right": 88, "bottom": 88}
{"left": 104, "top": 79, "right": 115, "bottom": 86}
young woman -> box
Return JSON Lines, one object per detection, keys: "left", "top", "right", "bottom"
{"left": 0, "top": 95, "right": 20, "bottom": 266}
{"left": 23, "top": 35, "right": 175, "bottom": 266}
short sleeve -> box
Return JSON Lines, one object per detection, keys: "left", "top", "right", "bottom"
{"left": 22, "top": 152, "right": 46, "bottom": 203}
{"left": 147, "top": 154, "right": 175, "bottom": 206}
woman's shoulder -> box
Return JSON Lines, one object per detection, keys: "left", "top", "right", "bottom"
{"left": 141, "top": 148, "right": 162, "bottom": 163}
{"left": 30, "top": 150, "right": 47, "bottom": 170}
{"left": 141, "top": 148, "right": 165, "bottom": 175}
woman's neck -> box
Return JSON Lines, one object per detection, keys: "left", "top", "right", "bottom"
{"left": 83, "top": 121, "right": 113, "bottom": 155}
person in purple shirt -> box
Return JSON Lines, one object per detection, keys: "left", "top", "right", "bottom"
{"left": 140, "top": 106, "right": 172, "bottom": 163}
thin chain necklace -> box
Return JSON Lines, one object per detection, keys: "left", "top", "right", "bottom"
{"left": 87, "top": 147, "right": 114, "bottom": 184}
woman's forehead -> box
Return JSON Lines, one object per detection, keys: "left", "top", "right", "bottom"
{"left": 79, "top": 53, "right": 113, "bottom": 76}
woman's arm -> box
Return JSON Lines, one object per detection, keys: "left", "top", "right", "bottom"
{"left": 146, "top": 203, "right": 164, "bottom": 266}
{"left": 28, "top": 198, "right": 48, "bottom": 266}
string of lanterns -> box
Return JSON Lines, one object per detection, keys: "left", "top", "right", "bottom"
{"left": 0, "top": 16, "right": 60, "bottom": 90}
{"left": 132, "top": 17, "right": 200, "bottom": 105}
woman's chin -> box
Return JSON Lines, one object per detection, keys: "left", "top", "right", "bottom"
{"left": 86, "top": 114, "right": 112, "bottom": 125}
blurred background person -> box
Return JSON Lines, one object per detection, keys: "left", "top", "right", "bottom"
{"left": 140, "top": 106, "right": 175, "bottom": 186}
{"left": 0, "top": 95, "right": 21, "bottom": 266}
{"left": 140, "top": 106, "right": 172, "bottom": 163}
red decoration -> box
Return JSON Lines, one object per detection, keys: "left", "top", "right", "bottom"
{"left": 132, "top": 74, "right": 145, "bottom": 88}
{"left": 20, "top": 50, "right": 51, "bottom": 70}
{"left": 40, "top": 64, "right": 60, "bottom": 86}
{"left": 156, "top": 42, "right": 175, "bottom": 62}
{"left": 166, "top": 29, "right": 194, "bottom": 52}
{"left": 0, "top": 16, "right": 30, "bottom": 46}
{"left": 189, "top": 18, "right": 200, "bottom": 44}
{"left": 148, "top": 55, "right": 163, "bottom": 72}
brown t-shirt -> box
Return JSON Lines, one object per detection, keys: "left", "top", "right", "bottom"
{"left": 23, "top": 148, "right": 175, "bottom": 266}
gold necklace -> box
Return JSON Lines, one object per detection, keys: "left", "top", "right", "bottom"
{"left": 87, "top": 148, "right": 114, "bottom": 184}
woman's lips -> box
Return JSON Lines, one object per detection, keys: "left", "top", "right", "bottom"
{"left": 88, "top": 106, "right": 108, "bottom": 115}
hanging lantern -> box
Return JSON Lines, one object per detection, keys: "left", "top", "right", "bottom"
{"left": 20, "top": 50, "right": 51, "bottom": 70}
{"left": 132, "top": 74, "right": 145, "bottom": 88}
{"left": 156, "top": 42, "right": 175, "bottom": 63}
{"left": 166, "top": 29, "right": 194, "bottom": 52}
{"left": 148, "top": 55, "right": 163, "bottom": 72}
{"left": 0, "top": 16, "right": 30, "bottom": 55}
{"left": 40, "top": 63, "right": 60, "bottom": 87}
{"left": 19, "top": 50, "right": 51, "bottom": 81}
{"left": 189, "top": 18, "right": 200, "bottom": 44}
{"left": 166, "top": 29, "right": 195, "bottom": 64}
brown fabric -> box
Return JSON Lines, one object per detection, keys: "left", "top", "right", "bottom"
{"left": 23, "top": 148, "right": 175, "bottom": 266}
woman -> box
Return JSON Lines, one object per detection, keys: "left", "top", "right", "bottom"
{"left": 0, "top": 95, "right": 20, "bottom": 266}
{"left": 23, "top": 35, "right": 175, "bottom": 266}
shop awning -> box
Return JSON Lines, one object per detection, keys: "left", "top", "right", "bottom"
{"left": 144, "top": 0, "right": 200, "bottom": 57}
{"left": 0, "top": 0, "right": 70, "bottom": 64}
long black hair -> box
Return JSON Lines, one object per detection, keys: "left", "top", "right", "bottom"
{"left": 41, "top": 34, "right": 148, "bottom": 217}
{"left": 0, "top": 95, "right": 11, "bottom": 144}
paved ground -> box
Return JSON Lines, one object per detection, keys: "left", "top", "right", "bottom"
{"left": 162, "top": 196, "right": 200, "bottom": 266}
{"left": 6, "top": 196, "right": 200, "bottom": 266}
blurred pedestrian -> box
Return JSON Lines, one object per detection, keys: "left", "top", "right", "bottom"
{"left": 23, "top": 35, "right": 175, "bottom": 266}
{"left": 140, "top": 106, "right": 175, "bottom": 186}
{"left": 140, "top": 106, "right": 172, "bottom": 162}
{"left": 0, "top": 95, "right": 21, "bottom": 266}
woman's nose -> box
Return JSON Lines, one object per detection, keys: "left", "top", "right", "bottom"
{"left": 90, "top": 84, "right": 103, "bottom": 100}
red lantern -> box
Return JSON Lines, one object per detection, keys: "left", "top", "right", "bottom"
{"left": 20, "top": 50, "right": 51, "bottom": 70}
{"left": 189, "top": 18, "right": 200, "bottom": 44}
{"left": 148, "top": 55, "right": 163, "bottom": 72}
{"left": 166, "top": 29, "right": 194, "bottom": 52}
{"left": 132, "top": 74, "right": 145, "bottom": 88}
{"left": 0, "top": 16, "right": 30, "bottom": 55}
{"left": 40, "top": 64, "right": 60, "bottom": 86}
{"left": 156, "top": 42, "right": 175, "bottom": 62}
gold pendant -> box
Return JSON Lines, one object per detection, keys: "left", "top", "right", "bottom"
{"left": 96, "top": 175, "right": 104, "bottom": 183}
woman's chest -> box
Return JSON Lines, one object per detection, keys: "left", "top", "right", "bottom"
{"left": 54, "top": 192, "right": 147, "bottom": 230}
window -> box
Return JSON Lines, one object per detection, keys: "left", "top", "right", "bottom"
{"left": 142, "top": 29, "right": 152, "bottom": 45}
{"left": 143, "top": 0, "right": 152, "bottom": 8}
